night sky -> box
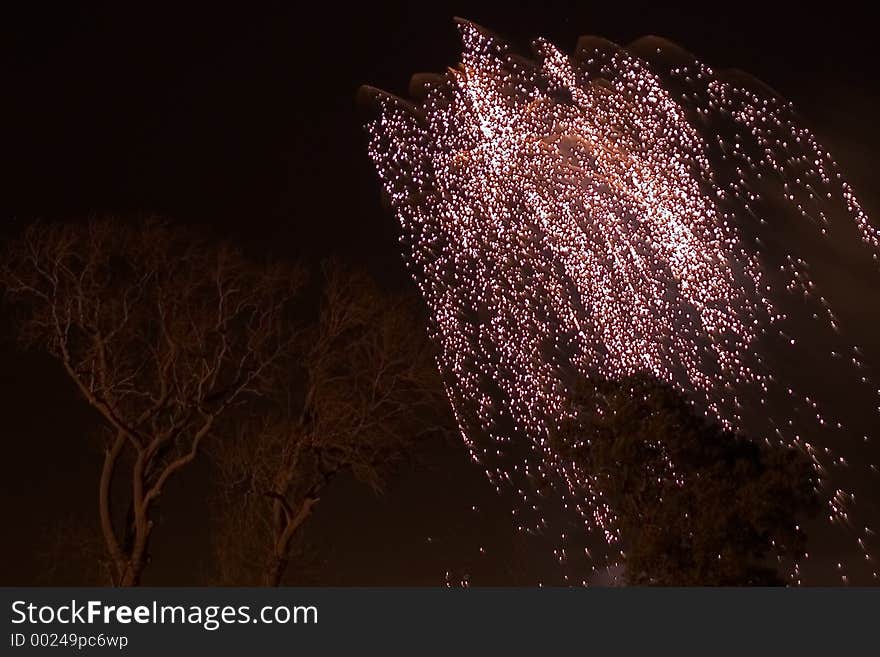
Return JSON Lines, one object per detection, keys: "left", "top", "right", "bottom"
{"left": 2, "top": 1, "right": 879, "bottom": 585}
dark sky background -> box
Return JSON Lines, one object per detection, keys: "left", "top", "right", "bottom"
{"left": 2, "top": 1, "right": 879, "bottom": 585}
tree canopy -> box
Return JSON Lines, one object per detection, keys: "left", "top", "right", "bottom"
{"left": 553, "top": 374, "right": 820, "bottom": 585}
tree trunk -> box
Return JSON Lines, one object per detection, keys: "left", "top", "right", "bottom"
{"left": 99, "top": 434, "right": 129, "bottom": 585}
{"left": 264, "top": 554, "right": 288, "bottom": 587}
{"left": 120, "top": 560, "right": 145, "bottom": 587}
{"left": 262, "top": 497, "right": 318, "bottom": 586}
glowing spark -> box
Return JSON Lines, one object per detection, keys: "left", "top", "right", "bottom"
{"left": 364, "top": 20, "right": 879, "bottom": 582}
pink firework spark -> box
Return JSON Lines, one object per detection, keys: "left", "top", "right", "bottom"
{"left": 363, "top": 20, "right": 880, "bottom": 583}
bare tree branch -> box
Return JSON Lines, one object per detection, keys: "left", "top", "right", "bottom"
{"left": 1, "top": 216, "right": 303, "bottom": 585}
{"left": 211, "top": 262, "right": 451, "bottom": 586}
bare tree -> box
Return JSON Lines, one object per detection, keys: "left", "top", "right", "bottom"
{"left": 1, "top": 217, "right": 302, "bottom": 585}
{"left": 211, "top": 263, "right": 449, "bottom": 586}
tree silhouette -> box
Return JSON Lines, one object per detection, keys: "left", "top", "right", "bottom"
{"left": 211, "top": 263, "right": 450, "bottom": 585}
{"left": 553, "top": 374, "right": 820, "bottom": 585}
{"left": 1, "top": 217, "right": 302, "bottom": 585}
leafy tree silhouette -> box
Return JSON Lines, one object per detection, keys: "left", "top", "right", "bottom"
{"left": 553, "top": 374, "right": 819, "bottom": 585}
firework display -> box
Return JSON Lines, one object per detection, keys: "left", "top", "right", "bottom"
{"left": 364, "top": 20, "right": 879, "bottom": 583}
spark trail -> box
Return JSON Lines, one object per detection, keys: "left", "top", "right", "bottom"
{"left": 363, "top": 20, "right": 880, "bottom": 584}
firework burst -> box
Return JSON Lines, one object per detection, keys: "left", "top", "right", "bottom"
{"left": 363, "top": 20, "right": 880, "bottom": 584}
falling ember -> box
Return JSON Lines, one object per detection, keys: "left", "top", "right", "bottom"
{"left": 363, "top": 19, "right": 880, "bottom": 583}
